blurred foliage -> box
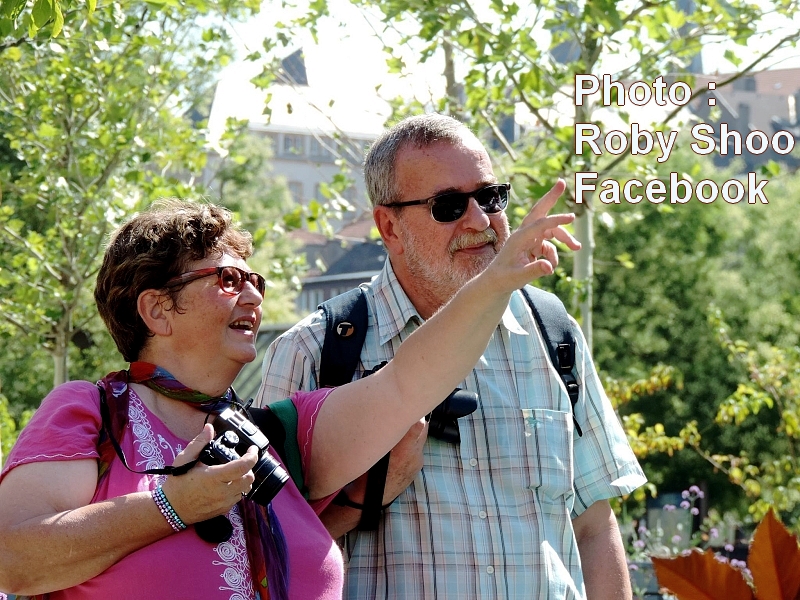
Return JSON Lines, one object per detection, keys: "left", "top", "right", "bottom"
{"left": 687, "top": 310, "right": 800, "bottom": 529}
{"left": 0, "top": 0, "right": 301, "bottom": 459}
{"left": 0, "top": 1, "right": 237, "bottom": 390}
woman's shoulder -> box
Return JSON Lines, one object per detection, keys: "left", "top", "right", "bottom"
{"left": 0, "top": 380, "right": 102, "bottom": 481}
{"left": 39, "top": 379, "right": 102, "bottom": 414}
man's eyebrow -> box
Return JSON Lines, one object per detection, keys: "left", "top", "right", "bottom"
{"left": 431, "top": 181, "right": 498, "bottom": 197}
{"left": 430, "top": 186, "right": 462, "bottom": 197}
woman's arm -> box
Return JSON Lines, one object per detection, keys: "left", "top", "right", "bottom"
{"left": 0, "top": 425, "right": 256, "bottom": 595}
{"left": 307, "top": 181, "right": 580, "bottom": 498}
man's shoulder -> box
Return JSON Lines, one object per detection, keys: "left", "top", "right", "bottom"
{"left": 270, "top": 284, "right": 378, "bottom": 351}
{"left": 279, "top": 307, "right": 328, "bottom": 338}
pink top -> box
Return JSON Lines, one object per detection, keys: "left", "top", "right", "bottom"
{"left": 0, "top": 381, "right": 343, "bottom": 600}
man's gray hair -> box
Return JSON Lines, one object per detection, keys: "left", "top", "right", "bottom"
{"left": 364, "top": 114, "right": 474, "bottom": 207}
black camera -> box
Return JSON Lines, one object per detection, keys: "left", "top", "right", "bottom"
{"left": 427, "top": 389, "right": 478, "bottom": 444}
{"left": 199, "top": 406, "right": 289, "bottom": 506}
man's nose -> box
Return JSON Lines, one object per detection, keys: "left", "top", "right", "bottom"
{"left": 458, "top": 196, "right": 492, "bottom": 231}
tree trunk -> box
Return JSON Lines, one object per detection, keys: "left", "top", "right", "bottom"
{"left": 572, "top": 206, "right": 594, "bottom": 352}
{"left": 572, "top": 81, "right": 595, "bottom": 352}
{"left": 53, "top": 329, "right": 68, "bottom": 388}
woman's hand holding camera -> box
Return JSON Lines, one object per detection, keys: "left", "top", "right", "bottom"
{"left": 161, "top": 424, "right": 258, "bottom": 525}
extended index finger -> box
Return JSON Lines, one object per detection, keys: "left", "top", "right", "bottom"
{"left": 521, "top": 178, "right": 567, "bottom": 227}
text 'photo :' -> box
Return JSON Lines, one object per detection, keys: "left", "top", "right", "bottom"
{"left": 573, "top": 74, "right": 795, "bottom": 204}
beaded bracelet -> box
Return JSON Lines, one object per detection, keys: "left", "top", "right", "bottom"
{"left": 152, "top": 484, "right": 187, "bottom": 532}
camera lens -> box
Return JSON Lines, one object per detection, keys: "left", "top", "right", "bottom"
{"left": 248, "top": 452, "right": 290, "bottom": 506}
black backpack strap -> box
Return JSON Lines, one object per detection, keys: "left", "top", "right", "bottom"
{"left": 520, "top": 286, "right": 583, "bottom": 437}
{"left": 318, "top": 288, "right": 390, "bottom": 530}
{"left": 318, "top": 288, "right": 369, "bottom": 387}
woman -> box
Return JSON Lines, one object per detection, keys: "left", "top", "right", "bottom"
{"left": 0, "top": 193, "right": 577, "bottom": 599}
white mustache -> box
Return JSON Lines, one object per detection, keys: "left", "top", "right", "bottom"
{"left": 448, "top": 228, "right": 499, "bottom": 253}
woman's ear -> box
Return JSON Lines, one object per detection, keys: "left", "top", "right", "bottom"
{"left": 137, "top": 289, "right": 172, "bottom": 337}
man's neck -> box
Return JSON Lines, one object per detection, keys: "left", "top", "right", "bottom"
{"left": 389, "top": 258, "right": 450, "bottom": 320}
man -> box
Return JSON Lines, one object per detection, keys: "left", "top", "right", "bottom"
{"left": 256, "top": 114, "right": 646, "bottom": 599}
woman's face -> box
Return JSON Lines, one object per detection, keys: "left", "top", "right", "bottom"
{"left": 167, "top": 252, "right": 264, "bottom": 373}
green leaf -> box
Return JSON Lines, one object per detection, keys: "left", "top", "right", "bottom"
{"left": 723, "top": 49, "right": 742, "bottom": 67}
{"left": 51, "top": 1, "right": 63, "bottom": 37}
{"left": 386, "top": 56, "right": 405, "bottom": 73}
{"left": 1, "top": 0, "right": 26, "bottom": 19}
{"left": 31, "top": 0, "right": 53, "bottom": 28}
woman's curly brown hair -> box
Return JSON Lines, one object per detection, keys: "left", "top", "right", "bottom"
{"left": 95, "top": 199, "right": 254, "bottom": 362}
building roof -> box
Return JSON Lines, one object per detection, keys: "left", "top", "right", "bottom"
{"left": 324, "top": 241, "right": 385, "bottom": 276}
{"left": 698, "top": 67, "right": 800, "bottom": 96}
{"left": 336, "top": 214, "right": 376, "bottom": 240}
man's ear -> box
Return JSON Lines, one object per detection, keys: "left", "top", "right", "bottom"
{"left": 374, "top": 206, "right": 405, "bottom": 256}
{"left": 137, "top": 289, "right": 172, "bottom": 337}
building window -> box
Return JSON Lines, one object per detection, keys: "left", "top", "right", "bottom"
{"left": 282, "top": 134, "right": 305, "bottom": 156}
{"left": 338, "top": 138, "right": 367, "bottom": 165}
{"left": 734, "top": 77, "right": 756, "bottom": 92}
{"left": 309, "top": 137, "right": 334, "bottom": 161}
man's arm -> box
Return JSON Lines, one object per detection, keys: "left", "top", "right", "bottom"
{"left": 573, "top": 500, "right": 632, "bottom": 600}
{"left": 320, "top": 418, "right": 427, "bottom": 538}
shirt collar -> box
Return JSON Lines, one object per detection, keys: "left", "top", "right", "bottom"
{"left": 502, "top": 300, "right": 529, "bottom": 335}
{"left": 372, "top": 259, "right": 423, "bottom": 345}
{"left": 372, "top": 259, "right": 528, "bottom": 343}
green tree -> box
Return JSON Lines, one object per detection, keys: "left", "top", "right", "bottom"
{"left": 687, "top": 310, "right": 800, "bottom": 530}
{"left": 0, "top": 0, "right": 283, "bottom": 395}
{"left": 279, "top": 0, "right": 799, "bottom": 350}
{"left": 590, "top": 147, "right": 800, "bottom": 516}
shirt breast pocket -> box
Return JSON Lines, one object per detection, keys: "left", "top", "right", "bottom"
{"left": 521, "top": 408, "right": 574, "bottom": 505}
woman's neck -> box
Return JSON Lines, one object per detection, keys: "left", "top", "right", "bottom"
{"left": 134, "top": 353, "right": 236, "bottom": 398}
{"left": 131, "top": 383, "right": 210, "bottom": 441}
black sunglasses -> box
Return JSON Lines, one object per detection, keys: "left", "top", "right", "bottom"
{"left": 384, "top": 182, "right": 511, "bottom": 223}
{"left": 163, "top": 266, "right": 266, "bottom": 297}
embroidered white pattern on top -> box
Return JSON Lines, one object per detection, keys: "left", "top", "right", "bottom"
{"left": 213, "top": 503, "right": 255, "bottom": 600}
{"left": 128, "top": 394, "right": 183, "bottom": 470}
{"left": 127, "top": 392, "right": 252, "bottom": 600}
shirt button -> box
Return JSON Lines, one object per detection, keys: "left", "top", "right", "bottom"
{"left": 486, "top": 566, "right": 495, "bottom": 574}
{"left": 469, "top": 458, "right": 478, "bottom": 467}
{"left": 479, "top": 510, "right": 487, "bottom": 519}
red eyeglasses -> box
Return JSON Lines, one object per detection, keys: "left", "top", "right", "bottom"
{"left": 163, "top": 266, "right": 266, "bottom": 296}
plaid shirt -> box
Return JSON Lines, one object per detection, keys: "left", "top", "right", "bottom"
{"left": 256, "top": 260, "right": 646, "bottom": 600}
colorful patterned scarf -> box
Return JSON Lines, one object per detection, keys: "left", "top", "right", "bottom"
{"left": 95, "top": 362, "right": 289, "bottom": 600}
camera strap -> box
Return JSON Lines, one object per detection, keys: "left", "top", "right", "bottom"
{"left": 97, "top": 383, "right": 197, "bottom": 476}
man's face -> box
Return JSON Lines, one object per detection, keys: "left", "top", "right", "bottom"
{"left": 392, "top": 134, "right": 511, "bottom": 308}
